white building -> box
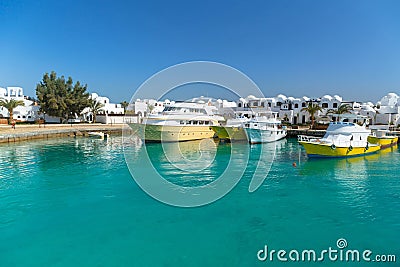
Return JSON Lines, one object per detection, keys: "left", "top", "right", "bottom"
{"left": 0, "top": 86, "right": 40, "bottom": 122}
{"left": 132, "top": 99, "right": 169, "bottom": 117}
{"left": 81, "top": 93, "right": 125, "bottom": 122}
{"left": 374, "top": 93, "right": 400, "bottom": 125}
{"left": 81, "top": 92, "right": 400, "bottom": 127}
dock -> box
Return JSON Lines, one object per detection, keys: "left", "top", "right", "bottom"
{"left": 0, "top": 124, "right": 130, "bottom": 144}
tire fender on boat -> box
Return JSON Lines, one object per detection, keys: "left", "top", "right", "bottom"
{"left": 348, "top": 145, "right": 353, "bottom": 151}
{"left": 365, "top": 144, "right": 369, "bottom": 151}
{"left": 330, "top": 144, "right": 336, "bottom": 150}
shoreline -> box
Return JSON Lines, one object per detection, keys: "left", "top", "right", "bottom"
{"left": 2, "top": 124, "right": 400, "bottom": 145}
{"left": 0, "top": 123, "right": 131, "bottom": 144}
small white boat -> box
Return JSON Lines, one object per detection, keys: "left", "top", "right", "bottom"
{"left": 244, "top": 112, "right": 287, "bottom": 144}
{"left": 87, "top": 132, "right": 108, "bottom": 139}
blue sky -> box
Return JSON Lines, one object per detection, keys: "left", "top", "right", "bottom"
{"left": 1, "top": 0, "right": 399, "bottom": 103}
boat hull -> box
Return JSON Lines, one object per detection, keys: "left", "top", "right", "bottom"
{"left": 244, "top": 128, "right": 287, "bottom": 144}
{"left": 299, "top": 142, "right": 381, "bottom": 157}
{"left": 367, "top": 136, "right": 398, "bottom": 149}
{"left": 211, "top": 126, "right": 248, "bottom": 141}
{"left": 129, "top": 123, "right": 215, "bottom": 142}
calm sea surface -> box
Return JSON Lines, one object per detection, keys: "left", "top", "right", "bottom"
{"left": 0, "top": 136, "right": 399, "bottom": 266}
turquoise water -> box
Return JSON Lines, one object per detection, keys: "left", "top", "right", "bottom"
{"left": 0, "top": 136, "right": 399, "bottom": 266}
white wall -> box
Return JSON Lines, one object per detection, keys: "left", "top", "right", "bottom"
{"left": 96, "top": 115, "right": 138, "bottom": 124}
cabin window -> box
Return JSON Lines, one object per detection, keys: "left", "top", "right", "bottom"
{"left": 180, "top": 121, "right": 185, "bottom": 125}
{"left": 277, "top": 102, "right": 282, "bottom": 107}
{"left": 238, "top": 103, "right": 242, "bottom": 107}
{"left": 199, "top": 121, "right": 204, "bottom": 125}
{"left": 333, "top": 103, "right": 338, "bottom": 108}
{"left": 322, "top": 103, "right": 328, "bottom": 108}
{"left": 302, "top": 102, "right": 306, "bottom": 107}
{"left": 294, "top": 104, "right": 299, "bottom": 108}
{"left": 193, "top": 121, "right": 198, "bottom": 125}
{"left": 268, "top": 103, "right": 271, "bottom": 107}
{"left": 205, "top": 121, "right": 210, "bottom": 125}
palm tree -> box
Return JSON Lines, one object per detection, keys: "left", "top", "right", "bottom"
{"left": 147, "top": 104, "right": 155, "bottom": 114}
{"left": 301, "top": 102, "right": 322, "bottom": 129}
{"left": 327, "top": 104, "right": 352, "bottom": 121}
{"left": 120, "top": 101, "right": 129, "bottom": 114}
{"left": 89, "top": 100, "right": 105, "bottom": 123}
{"left": 0, "top": 98, "right": 25, "bottom": 124}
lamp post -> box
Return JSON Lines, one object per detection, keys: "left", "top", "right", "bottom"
{"left": 43, "top": 111, "right": 46, "bottom": 128}
{"left": 70, "top": 112, "right": 72, "bottom": 127}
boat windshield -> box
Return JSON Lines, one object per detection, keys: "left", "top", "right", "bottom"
{"left": 163, "top": 106, "right": 207, "bottom": 114}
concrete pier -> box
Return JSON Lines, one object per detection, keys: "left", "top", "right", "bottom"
{"left": 0, "top": 124, "right": 130, "bottom": 144}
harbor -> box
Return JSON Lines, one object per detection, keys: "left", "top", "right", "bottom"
{"left": 2, "top": 0, "right": 400, "bottom": 265}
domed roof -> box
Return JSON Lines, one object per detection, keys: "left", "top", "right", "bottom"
{"left": 90, "top": 93, "right": 99, "bottom": 99}
{"left": 321, "top": 95, "right": 332, "bottom": 100}
{"left": 333, "top": 95, "right": 342, "bottom": 101}
{"left": 276, "top": 94, "right": 287, "bottom": 100}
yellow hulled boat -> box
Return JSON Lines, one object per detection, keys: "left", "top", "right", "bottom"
{"left": 298, "top": 122, "right": 381, "bottom": 157}
{"left": 129, "top": 102, "right": 224, "bottom": 142}
{"left": 132, "top": 123, "right": 217, "bottom": 142}
{"left": 367, "top": 130, "right": 398, "bottom": 149}
{"left": 211, "top": 125, "right": 248, "bottom": 141}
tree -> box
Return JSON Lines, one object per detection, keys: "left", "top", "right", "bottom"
{"left": 36, "top": 71, "right": 90, "bottom": 121}
{"left": 89, "top": 99, "right": 105, "bottom": 123}
{"left": 301, "top": 102, "right": 322, "bottom": 129}
{"left": 120, "top": 101, "right": 129, "bottom": 114}
{"left": 327, "top": 104, "right": 352, "bottom": 121}
{"left": 0, "top": 98, "right": 25, "bottom": 124}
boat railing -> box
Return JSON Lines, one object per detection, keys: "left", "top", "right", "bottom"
{"left": 299, "top": 135, "right": 370, "bottom": 147}
{"left": 298, "top": 135, "right": 320, "bottom": 143}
